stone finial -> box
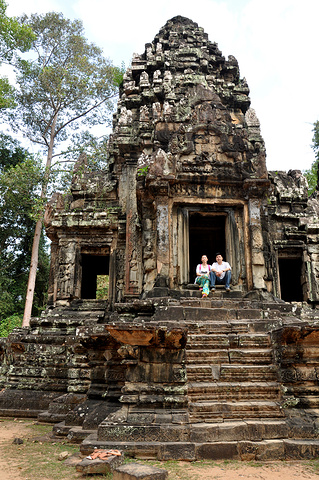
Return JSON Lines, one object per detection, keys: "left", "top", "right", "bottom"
{"left": 245, "top": 108, "right": 260, "bottom": 128}
{"left": 73, "top": 152, "right": 88, "bottom": 175}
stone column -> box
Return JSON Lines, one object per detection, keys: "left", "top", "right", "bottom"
{"left": 47, "top": 238, "right": 58, "bottom": 305}
{"left": 56, "top": 240, "right": 77, "bottom": 304}
{"left": 123, "top": 160, "right": 142, "bottom": 296}
{"left": 155, "top": 189, "right": 171, "bottom": 281}
{"left": 248, "top": 198, "right": 267, "bottom": 289}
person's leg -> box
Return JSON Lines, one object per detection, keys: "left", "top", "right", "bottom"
{"left": 209, "top": 271, "right": 216, "bottom": 288}
{"left": 224, "top": 270, "right": 231, "bottom": 290}
{"left": 202, "top": 277, "right": 210, "bottom": 297}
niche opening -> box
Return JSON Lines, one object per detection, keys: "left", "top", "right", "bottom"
{"left": 81, "top": 254, "right": 109, "bottom": 299}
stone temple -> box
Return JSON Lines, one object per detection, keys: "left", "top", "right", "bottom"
{"left": 1, "top": 16, "right": 319, "bottom": 460}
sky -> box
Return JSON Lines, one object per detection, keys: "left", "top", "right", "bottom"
{"left": 4, "top": 0, "right": 319, "bottom": 172}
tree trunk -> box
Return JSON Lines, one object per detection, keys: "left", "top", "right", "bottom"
{"left": 22, "top": 219, "right": 42, "bottom": 327}
{"left": 22, "top": 115, "right": 57, "bottom": 327}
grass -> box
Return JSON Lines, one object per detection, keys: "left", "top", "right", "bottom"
{"left": 0, "top": 419, "right": 109, "bottom": 480}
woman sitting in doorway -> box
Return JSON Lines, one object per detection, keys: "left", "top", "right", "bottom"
{"left": 195, "top": 255, "right": 211, "bottom": 298}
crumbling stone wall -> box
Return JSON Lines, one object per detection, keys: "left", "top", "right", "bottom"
{"left": 263, "top": 170, "right": 319, "bottom": 301}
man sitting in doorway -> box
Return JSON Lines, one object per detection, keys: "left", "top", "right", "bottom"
{"left": 210, "top": 253, "right": 232, "bottom": 292}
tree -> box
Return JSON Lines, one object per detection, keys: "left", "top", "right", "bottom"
{"left": 0, "top": 134, "right": 49, "bottom": 326}
{"left": 0, "top": 0, "right": 34, "bottom": 108}
{"left": 11, "top": 12, "right": 122, "bottom": 327}
{"left": 304, "top": 121, "right": 319, "bottom": 195}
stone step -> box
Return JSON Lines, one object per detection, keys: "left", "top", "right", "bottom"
{"left": 153, "top": 306, "right": 269, "bottom": 323}
{"left": 229, "top": 349, "right": 274, "bottom": 364}
{"left": 187, "top": 322, "right": 232, "bottom": 334}
{"left": 186, "top": 319, "right": 282, "bottom": 334}
{"left": 219, "top": 364, "right": 278, "bottom": 382}
{"left": 80, "top": 434, "right": 319, "bottom": 461}
{"left": 189, "top": 400, "right": 284, "bottom": 421}
{"left": 188, "top": 381, "right": 280, "bottom": 401}
{"left": 186, "top": 350, "right": 230, "bottom": 364}
{"left": 238, "top": 334, "right": 271, "bottom": 348}
{"left": 187, "top": 365, "right": 215, "bottom": 381}
{"left": 186, "top": 348, "right": 273, "bottom": 364}
{"left": 187, "top": 334, "right": 230, "bottom": 349}
{"left": 229, "top": 319, "right": 283, "bottom": 334}
{"left": 183, "top": 307, "right": 263, "bottom": 322}
{"left": 146, "top": 318, "right": 282, "bottom": 335}
{"left": 187, "top": 364, "right": 277, "bottom": 382}
{"left": 188, "top": 333, "right": 270, "bottom": 349}
{"left": 67, "top": 426, "right": 96, "bottom": 443}
{"left": 180, "top": 298, "right": 251, "bottom": 308}
{"left": 189, "top": 419, "right": 287, "bottom": 442}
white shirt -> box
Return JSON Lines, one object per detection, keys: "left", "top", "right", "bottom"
{"left": 196, "top": 264, "right": 211, "bottom": 276}
{"left": 211, "top": 261, "right": 231, "bottom": 280}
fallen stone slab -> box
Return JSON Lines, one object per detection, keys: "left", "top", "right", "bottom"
{"left": 63, "top": 453, "right": 84, "bottom": 466}
{"left": 76, "top": 454, "right": 123, "bottom": 475}
{"left": 58, "top": 450, "right": 70, "bottom": 461}
{"left": 113, "top": 463, "right": 168, "bottom": 480}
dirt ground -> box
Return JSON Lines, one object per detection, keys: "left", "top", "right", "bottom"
{"left": 0, "top": 418, "right": 319, "bottom": 480}
{"left": 0, "top": 419, "right": 31, "bottom": 480}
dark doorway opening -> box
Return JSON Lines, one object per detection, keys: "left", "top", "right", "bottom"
{"left": 81, "top": 254, "right": 109, "bottom": 299}
{"left": 189, "top": 213, "right": 226, "bottom": 281}
{"left": 278, "top": 257, "right": 303, "bottom": 302}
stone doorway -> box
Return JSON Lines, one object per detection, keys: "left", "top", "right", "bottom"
{"left": 176, "top": 207, "right": 242, "bottom": 287}
{"left": 278, "top": 254, "right": 303, "bottom": 302}
{"left": 189, "top": 213, "right": 226, "bottom": 281}
{"left": 81, "top": 253, "right": 110, "bottom": 299}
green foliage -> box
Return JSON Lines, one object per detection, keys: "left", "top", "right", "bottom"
{"left": 0, "top": 0, "right": 35, "bottom": 109}
{"left": 96, "top": 275, "right": 109, "bottom": 300}
{"left": 0, "top": 133, "right": 29, "bottom": 169}
{"left": 0, "top": 314, "right": 22, "bottom": 337}
{"left": 52, "top": 131, "right": 112, "bottom": 192}
{"left": 137, "top": 166, "right": 149, "bottom": 177}
{"left": 304, "top": 159, "right": 318, "bottom": 195}
{"left": 0, "top": 76, "right": 15, "bottom": 108}
{"left": 5, "top": 12, "right": 121, "bottom": 323}
{"left": 0, "top": 134, "right": 49, "bottom": 320}
{"left": 304, "top": 121, "right": 319, "bottom": 195}
{"left": 113, "top": 60, "right": 126, "bottom": 87}
{"left": 0, "top": 0, "right": 34, "bottom": 62}
{"left": 12, "top": 12, "right": 120, "bottom": 151}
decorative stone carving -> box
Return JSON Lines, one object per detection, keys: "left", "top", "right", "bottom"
{"left": 152, "top": 102, "right": 162, "bottom": 120}
{"left": 118, "top": 107, "right": 132, "bottom": 125}
{"left": 153, "top": 70, "right": 162, "bottom": 83}
{"left": 139, "top": 71, "right": 150, "bottom": 87}
{"left": 139, "top": 105, "right": 149, "bottom": 122}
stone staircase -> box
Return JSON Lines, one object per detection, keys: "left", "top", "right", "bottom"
{"left": 182, "top": 296, "right": 288, "bottom": 452}
{"left": 186, "top": 304, "right": 284, "bottom": 424}
{"left": 74, "top": 294, "right": 290, "bottom": 460}
{"left": 77, "top": 293, "right": 319, "bottom": 460}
